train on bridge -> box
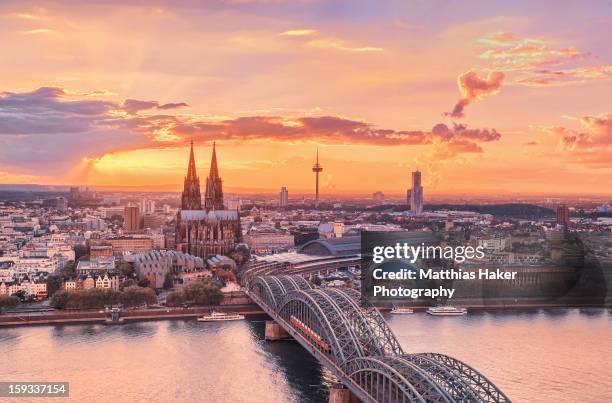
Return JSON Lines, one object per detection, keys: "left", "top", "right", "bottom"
{"left": 247, "top": 274, "right": 511, "bottom": 403}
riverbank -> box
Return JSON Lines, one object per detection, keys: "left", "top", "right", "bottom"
{"left": 375, "top": 296, "right": 609, "bottom": 311}
{"left": 0, "top": 303, "right": 265, "bottom": 327}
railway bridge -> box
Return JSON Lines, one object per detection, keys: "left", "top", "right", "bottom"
{"left": 247, "top": 275, "right": 511, "bottom": 403}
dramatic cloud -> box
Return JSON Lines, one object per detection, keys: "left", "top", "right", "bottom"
{"left": 477, "top": 32, "right": 610, "bottom": 87}
{"left": 0, "top": 87, "right": 188, "bottom": 173}
{"left": 516, "top": 66, "right": 612, "bottom": 86}
{"left": 445, "top": 71, "right": 504, "bottom": 118}
{"left": 0, "top": 87, "right": 115, "bottom": 134}
{"left": 171, "top": 115, "right": 500, "bottom": 158}
{"left": 580, "top": 113, "right": 612, "bottom": 142}
{"left": 122, "top": 99, "right": 188, "bottom": 114}
{"left": 540, "top": 113, "right": 612, "bottom": 167}
{"left": 0, "top": 86, "right": 502, "bottom": 176}
{"left": 478, "top": 33, "right": 585, "bottom": 69}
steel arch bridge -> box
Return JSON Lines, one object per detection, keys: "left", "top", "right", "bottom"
{"left": 248, "top": 275, "right": 510, "bottom": 403}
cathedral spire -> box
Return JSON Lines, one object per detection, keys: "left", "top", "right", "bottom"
{"left": 186, "top": 139, "right": 198, "bottom": 181}
{"left": 209, "top": 141, "right": 219, "bottom": 180}
{"left": 204, "top": 141, "right": 225, "bottom": 210}
{"left": 181, "top": 140, "right": 202, "bottom": 210}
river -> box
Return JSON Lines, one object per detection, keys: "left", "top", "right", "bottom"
{"left": 1, "top": 308, "right": 610, "bottom": 402}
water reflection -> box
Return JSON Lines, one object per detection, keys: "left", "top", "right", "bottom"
{"left": 0, "top": 309, "right": 609, "bottom": 403}
{"left": 245, "top": 315, "right": 330, "bottom": 402}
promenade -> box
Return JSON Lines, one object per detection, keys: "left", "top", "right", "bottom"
{"left": 0, "top": 303, "right": 264, "bottom": 327}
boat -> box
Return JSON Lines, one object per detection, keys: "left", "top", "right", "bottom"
{"left": 197, "top": 311, "right": 245, "bottom": 322}
{"left": 426, "top": 306, "right": 467, "bottom": 316}
{"left": 390, "top": 306, "right": 414, "bottom": 314}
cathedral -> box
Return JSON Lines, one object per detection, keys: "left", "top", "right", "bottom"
{"left": 175, "top": 141, "right": 241, "bottom": 259}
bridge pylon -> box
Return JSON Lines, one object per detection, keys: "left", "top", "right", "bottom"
{"left": 265, "top": 320, "right": 292, "bottom": 341}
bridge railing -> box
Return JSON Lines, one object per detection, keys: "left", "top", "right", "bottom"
{"left": 247, "top": 275, "right": 511, "bottom": 403}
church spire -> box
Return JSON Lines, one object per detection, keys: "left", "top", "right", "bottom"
{"left": 209, "top": 141, "right": 219, "bottom": 180}
{"left": 186, "top": 139, "right": 198, "bottom": 181}
{"left": 181, "top": 140, "right": 202, "bottom": 210}
{"left": 204, "top": 141, "right": 225, "bottom": 210}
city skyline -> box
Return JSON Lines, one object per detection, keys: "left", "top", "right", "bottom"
{"left": 0, "top": 1, "right": 611, "bottom": 196}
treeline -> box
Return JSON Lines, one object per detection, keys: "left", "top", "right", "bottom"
{"left": 0, "top": 295, "right": 19, "bottom": 311}
{"left": 166, "top": 278, "right": 223, "bottom": 307}
{"left": 424, "top": 203, "right": 555, "bottom": 218}
{"left": 51, "top": 286, "right": 156, "bottom": 310}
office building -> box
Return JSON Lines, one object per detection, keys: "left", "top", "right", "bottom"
{"left": 279, "top": 187, "right": 289, "bottom": 207}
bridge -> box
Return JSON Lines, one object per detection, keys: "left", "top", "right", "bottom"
{"left": 247, "top": 275, "right": 511, "bottom": 403}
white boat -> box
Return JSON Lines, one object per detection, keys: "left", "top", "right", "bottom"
{"left": 390, "top": 306, "right": 414, "bottom": 314}
{"left": 426, "top": 306, "right": 467, "bottom": 316}
{"left": 198, "top": 311, "right": 245, "bottom": 322}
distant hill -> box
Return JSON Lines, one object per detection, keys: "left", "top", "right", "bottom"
{"left": 362, "top": 203, "right": 555, "bottom": 219}
{"left": 425, "top": 203, "right": 555, "bottom": 219}
{"left": 0, "top": 184, "right": 70, "bottom": 192}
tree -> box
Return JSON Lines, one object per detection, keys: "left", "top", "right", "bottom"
{"left": 110, "top": 214, "right": 124, "bottom": 224}
{"left": 117, "top": 261, "right": 135, "bottom": 278}
{"left": 50, "top": 290, "right": 70, "bottom": 309}
{"left": 228, "top": 244, "right": 250, "bottom": 266}
{"left": 0, "top": 295, "right": 18, "bottom": 312}
{"left": 163, "top": 273, "right": 174, "bottom": 290}
{"left": 137, "top": 278, "right": 150, "bottom": 288}
{"left": 214, "top": 268, "right": 237, "bottom": 285}
{"left": 74, "top": 244, "right": 90, "bottom": 260}
{"left": 120, "top": 286, "right": 157, "bottom": 308}
{"left": 51, "top": 288, "right": 120, "bottom": 310}
{"left": 46, "top": 275, "right": 63, "bottom": 297}
{"left": 60, "top": 260, "right": 77, "bottom": 278}
{"left": 12, "top": 290, "right": 28, "bottom": 303}
{"left": 183, "top": 278, "right": 223, "bottom": 306}
{"left": 165, "top": 291, "right": 186, "bottom": 307}
{"left": 119, "top": 279, "right": 136, "bottom": 291}
{"left": 165, "top": 278, "right": 223, "bottom": 307}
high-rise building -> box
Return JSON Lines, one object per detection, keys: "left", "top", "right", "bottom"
{"left": 143, "top": 199, "right": 156, "bottom": 214}
{"left": 55, "top": 197, "right": 68, "bottom": 212}
{"left": 556, "top": 204, "right": 570, "bottom": 228}
{"left": 409, "top": 170, "right": 424, "bottom": 214}
{"left": 143, "top": 213, "right": 163, "bottom": 229}
{"left": 124, "top": 204, "right": 140, "bottom": 232}
{"left": 175, "top": 142, "right": 241, "bottom": 258}
{"left": 312, "top": 149, "right": 323, "bottom": 207}
{"left": 279, "top": 187, "right": 289, "bottom": 207}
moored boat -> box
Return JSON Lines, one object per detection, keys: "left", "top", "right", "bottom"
{"left": 198, "top": 311, "right": 245, "bottom": 322}
{"left": 426, "top": 306, "right": 467, "bottom": 316}
{"left": 390, "top": 306, "right": 414, "bottom": 314}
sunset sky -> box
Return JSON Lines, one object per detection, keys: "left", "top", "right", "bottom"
{"left": 0, "top": 1, "right": 611, "bottom": 196}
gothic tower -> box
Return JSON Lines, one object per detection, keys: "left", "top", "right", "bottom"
{"left": 204, "top": 142, "right": 225, "bottom": 210}
{"left": 181, "top": 140, "right": 202, "bottom": 210}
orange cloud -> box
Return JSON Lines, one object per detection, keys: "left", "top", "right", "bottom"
{"left": 280, "top": 29, "right": 317, "bottom": 36}
{"left": 306, "top": 38, "right": 383, "bottom": 53}
{"left": 477, "top": 32, "right": 610, "bottom": 87}
{"left": 540, "top": 113, "right": 612, "bottom": 167}
{"left": 445, "top": 70, "right": 504, "bottom": 118}
{"left": 170, "top": 116, "right": 500, "bottom": 158}
{"left": 478, "top": 33, "right": 585, "bottom": 69}
{"left": 0, "top": 86, "right": 503, "bottom": 177}
{"left": 279, "top": 27, "right": 383, "bottom": 53}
